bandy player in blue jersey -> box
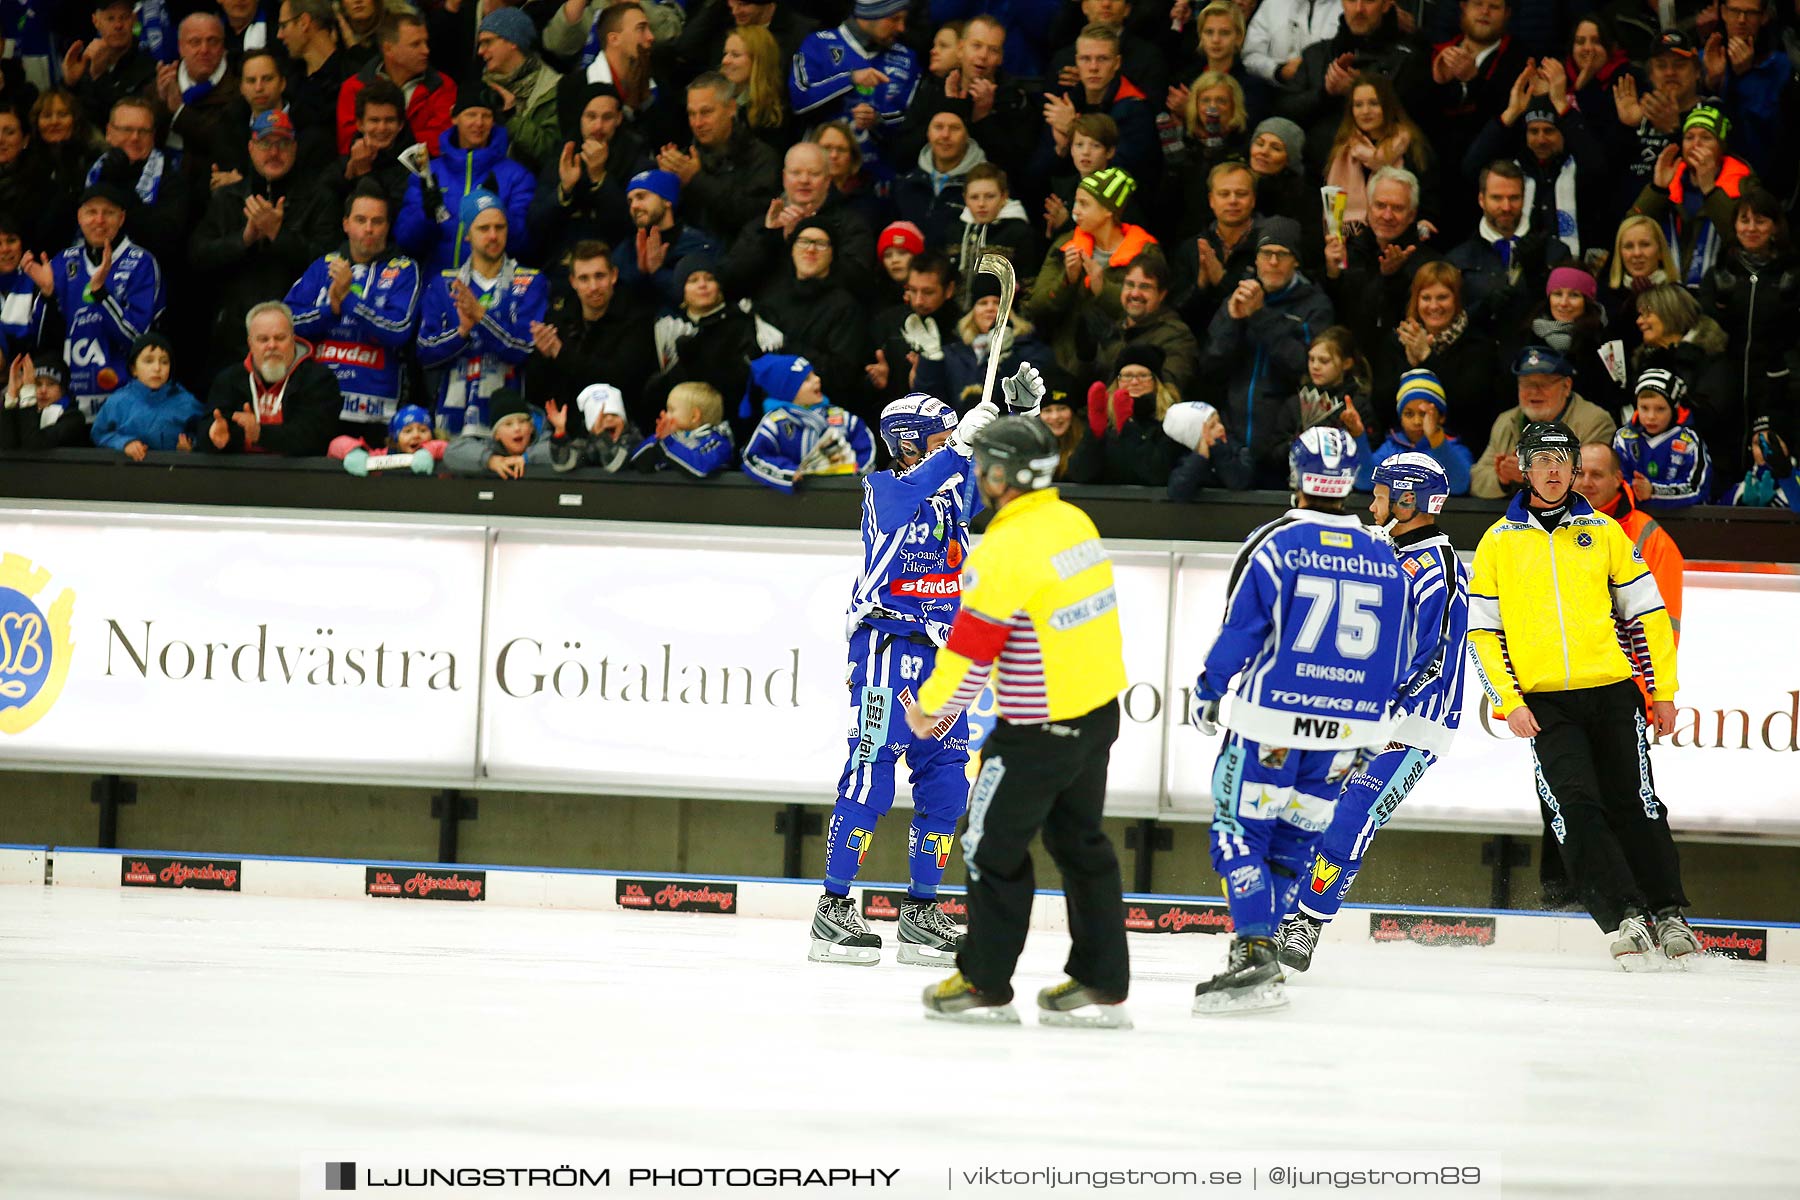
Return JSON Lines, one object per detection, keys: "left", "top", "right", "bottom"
{"left": 809, "top": 366, "right": 1044, "bottom": 966}
{"left": 1275, "top": 452, "right": 1471, "bottom": 973}
{"left": 1188, "top": 428, "right": 1415, "bottom": 1013}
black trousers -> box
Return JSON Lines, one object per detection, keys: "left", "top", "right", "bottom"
{"left": 957, "top": 699, "right": 1129, "bottom": 999}
{"left": 1528, "top": 680, "right": 1689, "bottom": 931}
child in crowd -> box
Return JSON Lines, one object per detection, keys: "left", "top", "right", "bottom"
{"left": 88, "top": 333, "right": 204, "bottom": 461}
{"left": 1358, "top": 369, "right": 1472, "bottom": 495}
{"left": 1729, "top": 417, "right": 1799, "bottom": 509}
{"left": 0, "top": 354, "right": 85, "bottom": 450}
{"left": 877, "top": 222, "right": 925, "bottom": 294}
{"left": 1613, "top": 368, "right": 1712, "bottom": 508}
{"left": 951, "top": 164, "right": 1038, "bottom": 299}
{"left": 1269, "top": 326, "right": 1378, "bottom": 456}
{"left": 630, "top": 382, "right": 735, "bottom": 477}
{"left": 328, "top": 404, "right": 448, "bottom": 467}
{"left": 550, "top": 382, "right": 642, "bottom": 473}
{"left": 443, "top": 388, "right": 557, "bottom": 478}
{"left": 1043, "top": 115, "right": 1120, "bottom": 237}
{"left": 1166, "top": 399, "right": 1253, "bottom": 499}
{"left": 741, "top": 353, "right": 874, "bottom": 493}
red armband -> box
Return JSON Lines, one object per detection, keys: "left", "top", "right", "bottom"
{"left": 944, "top": 609, "right": 1011, "bottom": 665}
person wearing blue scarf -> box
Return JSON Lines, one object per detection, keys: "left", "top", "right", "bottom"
{"left": 89, "top": 332, "right": 205, "bottom": 460}
{"left": 740, "top": 353, "right": 875, "bottom": 491}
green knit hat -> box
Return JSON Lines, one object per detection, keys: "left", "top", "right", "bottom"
{"left": 1682, "top": 104, "right": 1731, "bottom": 144}
{"left": 1079, "top": 167, "right": 1137, "bottom": 214}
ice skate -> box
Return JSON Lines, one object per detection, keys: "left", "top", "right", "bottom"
{"left": 896, "top": 898, "right": 962, "bottom": 966}
{"left": 922, "top": 972, "right": 1019, "bottom": 1024}
{"left": 807, "top": 894, "right": 882, "bottom": 965}
{"left": 1652, "top": 907, "right": 1702, "bottom": 964}
{"left": 1192, "top": 936, "right": 1288, "bottom": 1014}
{"left": 1609, "top": 912, "right": 1657, "bottom": 971}
{"left": 1275, "top": 913, "right": 1324, "bottom": 973}
{"left": 1036, "top": 978, "right": 1132, "bottom": 1029}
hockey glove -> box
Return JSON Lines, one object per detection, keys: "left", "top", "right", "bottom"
{"left": 951, "top": 398, "right": 1001, "bottom": 454}
{"left": 1000, "top": 361, "right": 1045, "bottom": 415}
{"left": 1192, "top": 698, "right": 1221, "bottom": 737}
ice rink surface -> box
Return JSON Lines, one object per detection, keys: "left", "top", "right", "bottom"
{"left": 3, "top": 885, "right": 1798, "bottom": 1200}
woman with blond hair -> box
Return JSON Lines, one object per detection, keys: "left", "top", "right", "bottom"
{"left": 1599, "top": 214, "right": 1680, "bottom": 360}
{"left": 720, "top": 24, "right": 790, "bottom": 154}
{"left": 1324, "top": 74, "right": 1434, "bottom": 229}
{"left": 1168, "top": 2, "right": 1269, "bottom": 124}
{"left": 1163, "top": 71, "right": 1250, "bottom": 236}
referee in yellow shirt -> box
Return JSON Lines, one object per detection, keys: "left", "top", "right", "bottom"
{"left": 1467, "top": 421, "right": 1699, "bottom": 969}
{"left": 903, "top": 417, "right": 1132, "bottom": 1029}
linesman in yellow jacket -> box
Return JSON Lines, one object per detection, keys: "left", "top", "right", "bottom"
{"left": 904, "top": 416, "right": 1133, "bottom": 1029}
{"left": 1467, "top": 421, "right": 1700, "bottom": 969}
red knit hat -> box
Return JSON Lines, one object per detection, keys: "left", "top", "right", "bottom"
{"left": 878, "top": 221, "right": 925, "bottom": 257}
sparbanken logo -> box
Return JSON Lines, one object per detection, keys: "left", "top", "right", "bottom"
{"left": 120, "top": 856, "right": 242, "bottom": 891}
{"left": 616, "top": 878, "right": 737, "bottom": 914}
{"left": 1369, "top": 912, "right": 1496, "bottom": 947}
{"left": 1693, "top": 925, "right": 1768, "bottom": 961}
{"left": 364, "top": 867, "right": 485, "bottom": 901}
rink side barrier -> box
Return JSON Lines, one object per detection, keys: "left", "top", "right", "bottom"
{"left": 2, "top": 508, "right": 1797, "bottom": 840}
{"left": 27, "top": 847, "right": 1798, "bottom": 966}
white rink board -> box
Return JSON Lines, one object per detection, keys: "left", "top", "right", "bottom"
{"left": 3, "top": 506, "right": 1796, "bottom": 836}
{"left": 0, "top": 513, "right": 487, "bottom": 781}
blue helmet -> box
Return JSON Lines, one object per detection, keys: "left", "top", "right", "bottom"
{"left": 878, "top": 393, "right": 958, "bottom": 464}
{"left": 1289, "top": 426, "right": 1361, "bottom": 499}
{"left": 1371, "top": 451, "right": 1451, "bottom": 515}
{"left": 388, "top": 404, "right": 434, "bottom": 441}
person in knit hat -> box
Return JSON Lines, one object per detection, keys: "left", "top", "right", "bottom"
{"left": 1633, "top": 103, "right": 1756, "bottom": 287}
{"left": 443, "top": 385, "right": 560, "bottom": 477}
{"left": 615, "top": 166, "right": 722, "bottom": 304}
{"left": 1165, "top": 398, "right": 1253, "bottom": 498}
{"left": 1613, "top": 367, "right": 1712, "bottom": 508}
{"left": 546, "top": 381, "right": 643, "bottom": 474}
{"left": 1086, "top": 342, "right": 1183, "bottom": 486}
{"left": 1201, "top": 213, "right": 1337, "bottom": 486}
{"left": 88, "top": 332, "right": 205, "bottom": 461}
{"left": 1517, "top": 265, "right": 1617, "bottom": 416}
{"left": 1027, "top": 166, "right": 1162, "bottom": 375}
{"left": 788, "top": 0, "right": 919, "bottom": 184}
{"left": 740, "top": 353, "right": 875, "bottom": 492}
{"left": 477, "top": 5, "right": 564, "bottom": 173}
{"left": 1357, "top": 367, "right": 1472, "bottom": 494}
{"left": 877, "top": 220, "right": 926, "bottom": 287}
{"left": 395, "top": 81, "right": 535, "bottom": 273}
{"left": 1245, "top": 116, "right": 1313, "bottom": 233}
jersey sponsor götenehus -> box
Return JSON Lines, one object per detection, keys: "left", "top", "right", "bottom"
{"left": 1204, "top": 511, "right": 1417, "bottom": 749}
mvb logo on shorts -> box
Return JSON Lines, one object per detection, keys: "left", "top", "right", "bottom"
{"left": 0, "top": 554, "right": 76, "bottom": 735}
{"left": 1308, "top": 855, "right": 1342, "bottom": 896}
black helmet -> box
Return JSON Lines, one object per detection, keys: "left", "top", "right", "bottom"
{"left": 1517, "top": 420, "right": 1581, "bottom": 473}
{"left": 974, "top": 416, "right": 1059, "bottom": 491}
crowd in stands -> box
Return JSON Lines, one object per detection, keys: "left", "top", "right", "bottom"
{"left": 0, "top": 0, "right": 1794, "bottom": 511}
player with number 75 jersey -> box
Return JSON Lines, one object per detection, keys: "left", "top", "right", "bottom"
{"left": 1187, "top": 429, "right": 1415, "bottom": 1013}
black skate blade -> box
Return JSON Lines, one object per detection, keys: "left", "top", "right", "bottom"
{"left": 808, "top": 938, "right": 881, "bottom": 966}
{"left": 1191, "top": 980, "right": 1289, "bottom": 1015}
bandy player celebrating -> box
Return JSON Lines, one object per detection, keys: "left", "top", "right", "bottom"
{"left": 808, "top": 373, "right": 1041, "bottom": 965}
{"left": 1189, "top": 428, "right": 1415, "bottom": 1013}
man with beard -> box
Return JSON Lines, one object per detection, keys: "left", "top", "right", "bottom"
{"left": 278, "top": 0, "right": 354, "bottom": 140}
{"left": 554, "top": 3, "right": 668, "bottom": 146}
{"left": 191, "top": 110, "right": 340, "bottom": 376}
{"left": 202, "top": 300, "right": 344, "bottom": 456}
{"left": 790, "top": 0, "right": 921, "bottom": 185}
{"left": 1463, "top": 81, "right": 1611, "bottom": 257}
{"left": 900, "top": 16, "right": 1036, "bottom": 182}
{"left": 1088, "top": 256, "right": 1201, "bottom": 403}
{"left": 417, "top": 192, "right": 548, "bottom": 437}
{"left": 614, "top": 168, "right": 723, "bottom": 305}
{"left": 1445, "top": 160, "right": 1571, "bottom": 337}
{"left": 866, "top": 252, "right": 959, "bottom": 410}
{"left": 527, "top": 241, "right": 658, "bottom": 431}
{"left": 287, "top": 184, "right": 423, "bottom": 438}
{"left": 532, "top": 85, "right": 637, "bottom": 261}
